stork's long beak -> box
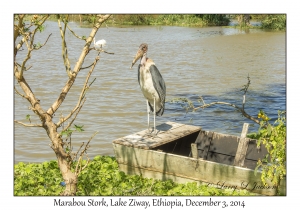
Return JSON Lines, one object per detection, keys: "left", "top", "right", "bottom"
{"left": 130, "top": 49, "right": 143, "bottom": 69}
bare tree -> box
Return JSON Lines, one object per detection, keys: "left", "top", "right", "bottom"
{"left": 14, "top": 14, "right": 111, "bottom": 195}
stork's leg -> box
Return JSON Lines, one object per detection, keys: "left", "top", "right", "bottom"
{"left": 153, "top": 98, "right": 156, "bottom": 135}
{"left": 146, "top": 100, "right": 150, "bottom": 132}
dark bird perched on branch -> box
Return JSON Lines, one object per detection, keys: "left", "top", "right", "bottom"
{"left": 130, "top": 43, "right": 166, "bottom": 135}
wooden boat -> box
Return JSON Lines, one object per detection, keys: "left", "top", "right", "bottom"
{"left": 112, "top": 121, "right": 286, "bottom": 195}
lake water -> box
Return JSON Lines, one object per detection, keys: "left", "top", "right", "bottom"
{"left": 14, "top": 21, "right": 286, "bottom": 163}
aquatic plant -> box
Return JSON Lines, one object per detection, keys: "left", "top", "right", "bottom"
{"left": 14, "top": 156, "right": 255, "bottom": 196}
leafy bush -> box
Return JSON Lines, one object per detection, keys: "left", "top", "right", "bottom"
{"left": 260, "top": 14, "right": 286, "bottom": 30}
{"left": 247, "top": 110, "right": 287, "bottom": 188}
{"left": 14, "top": 160, "right": 63, "bottom": 195}
{"left": 15, "top": 156, "right": 255, "bottom": 196}
{"left": 109, "top": 15, "right": 154, "bottom": 25}
{"left": 195, "top": 14, "right": 230, "bottom": 26}
{"left": 254, "top": 111, "right": 286, "bottom": 186}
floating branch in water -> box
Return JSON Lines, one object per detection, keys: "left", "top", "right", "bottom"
{"left": 170, "top": 76, "right": 265, "bottom": 127}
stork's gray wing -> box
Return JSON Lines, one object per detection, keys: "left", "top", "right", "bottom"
{"left": 138, "top": 64, "right": 141, "bottom": 87}
{"left": 149, "top": 64, "right": 166, "bottom": 116}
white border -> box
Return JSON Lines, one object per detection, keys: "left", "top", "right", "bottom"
{"left": 4, "top": 1, "right": 298, "bottom": 209}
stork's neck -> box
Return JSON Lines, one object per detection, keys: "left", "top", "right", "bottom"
{"left": 140, "top": 53, "right": 147, "bottom": 66}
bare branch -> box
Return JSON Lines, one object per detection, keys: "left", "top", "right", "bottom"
{"left": 47, "top": 15, "right": 111, "bottom": 116}
{"left": 241, "top": 75, "right": 251, "bottom": 110}
{"left": 88, "top": 47, "right": 115, "bottom": 54}
{"left": 15, "top": 36, "right": 27, "bottom": 56}
{"left": 171, "top": 75, "right": 263, "bottom": 126}
{"left": 88, "top": 78, "right": 97, "bottom": 88}
{"left": 32, "top": 33, "right": 52, "bottom": 50}
{"left": 14, "top": 86, "right": 29, "bottom": 100}
{"left": 17, "top": 15, "right": 50, "bottom": 80}
{"left": 15, "top": 62, "right": 33, "bottom": 72}
{"left": 14, "top": 120, "right": 43, "bottom": 127}
{"left": 14, "top": 63, "right": 20, "bottom": 77}
{"left": 104, "top": 22, "right": 110, "bottom": 31}
{"left": 80, "top": 62, "right": 95, "bottom": 70}
{"left": 15, "top": 75, "right": 46, "bottom": 122}
{"left": 19, "top": 46, "right": 32, "bottom": 79}
{"left": 74, "top": 142, "right": 85, "bottom": 163}
{"left": 195, "top": 101, "right": 240, "bottom": 110}
{"left": 58, "top": 16, "right": 72, "bottom": 78}
{"left": 194, "top": 101, "right": 260, "bottom": 125}
{"left": 192, "top": 76, "right": 261, "bottom": 125}
{"left": 102, "top": 50, "right": 114, "bottom": 55}
{"left": 79, "top": 154, "right": 90, "bottom": 172}
{"left": 30, "top": 15, "right": 50, "bottom": 47}
{"left": 59, "top": 98, "right": 86, "bottom": 131}
{"left": 79, "top": 58, "right": 99, "bottom": 99}
{"left": 14, "top": 15, "right": 25, "bottom": 42}
{"left": 67, "top": 25, "right": 86, "bottom": 40}
{"left": 75, "top": 131, "right": 98, "bottom": 175}
{"left": 14, "top": 15, "right": 32, "bottom": 56}
{"left": 56, "top": 54, "right": 99, "bottom": 127}
{"left": 26, "top": 65, "right": 33, "bottom": 71}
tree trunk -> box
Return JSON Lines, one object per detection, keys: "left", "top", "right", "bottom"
{"left": 237, "top": 15, "right": 251, "bottom": 26}
{"left": 44, "top": 115, "right": 78, "bottom": 195}
{"left": 58, "top": 158, "right": 78, "bottom": 196}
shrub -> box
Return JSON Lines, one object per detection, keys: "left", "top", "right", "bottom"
{"left": 254, "top": 111, "right": 286, "bottom": 186}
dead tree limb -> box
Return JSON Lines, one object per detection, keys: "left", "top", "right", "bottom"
{"left": 14, "top": 120, "right": 43, "bottom": 127}
{"left": 32, "top": 33, "right": 52, "bottom": 50}
{"left": 14, "top": 86, "right": 29, "bottom": 100}
{"left": 58, "top": 15, "right": 72, "bottom": 77}
{"left": 75, "top": 131, "right": 98, "bottom": 176}
{"left": 194, "top": 101, "right": 260, "bottom": 125}
{"left": 170, "top": 76, "right": 264, "bottom": 127}
{"left": 67, "top": 24, "right": 86, "bottom": 40}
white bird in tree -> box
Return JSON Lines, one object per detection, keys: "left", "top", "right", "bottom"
{"left": 93, "top": 38, "right": 106, "bottom": 50}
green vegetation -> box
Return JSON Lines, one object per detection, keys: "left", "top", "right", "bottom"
{"left": 229, "top": 14, "right": 286, "bottom": 31}
{"left": 79, "top": 14, "right": 230, "bottom": 27}
{"left": 260, "top": 14, "right": 286, "bottom": 31}
{"left": 249, "top": 111, "right": 286, "bottom": 187}
{"left": 26, "top": 14, "right": 230, "bottom": 27}
{"left": 14, "top": 155, "right": 255, "bottom": 196}
{"left": 24, "top": 14, "right": 286, "bottom": 30}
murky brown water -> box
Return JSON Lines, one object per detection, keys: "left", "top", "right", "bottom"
{"left": 14, "top": 21, "right": 286, "bottom": 163}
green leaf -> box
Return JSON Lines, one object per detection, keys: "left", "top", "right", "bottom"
{"left": 26, "top": 114, "right": 31, "bottom": 123}
{"left": 60, "top": 128, "right": 73, "bottom": 137}
{"left": 74, "top": 124, "right": 84, "bottom": 132}
{"left": 37, "top": 25, "right": 45, "bottom": 32}
{"left": 267, "top": 124, "right": 272, "bottom": 135}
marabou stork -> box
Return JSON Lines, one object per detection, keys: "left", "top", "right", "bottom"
{"left": 130, "top": 43, "right": 166, "bottom": 135}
